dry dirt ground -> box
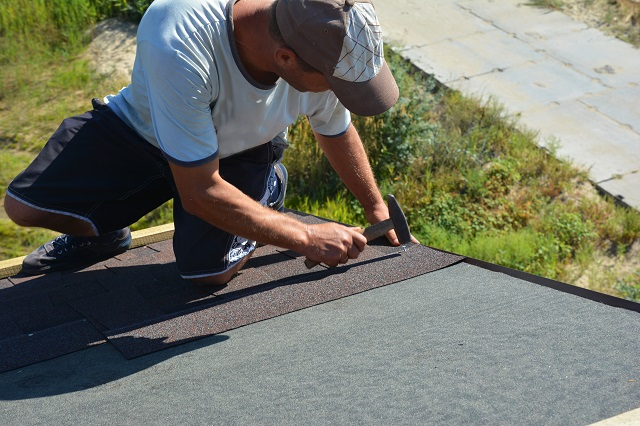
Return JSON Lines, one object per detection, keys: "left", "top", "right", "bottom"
{"left": 550, "top": 0, "right": 640, "bottom": 46}
{"left": 83, "top": 6, "right": 639, "bottom": 296}
{"left": 83, "top": 18, "right": 138, "bottom": 80}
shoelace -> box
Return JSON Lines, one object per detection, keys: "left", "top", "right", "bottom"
{"left": 49, "top": 235, "right": 91, "bottom": 255}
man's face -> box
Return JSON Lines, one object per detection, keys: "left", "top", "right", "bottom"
{"left": 276, "top": 55, "right": 331, "bottom": 93}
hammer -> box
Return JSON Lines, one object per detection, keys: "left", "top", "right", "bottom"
{"left": 304, "top": 194, "right": 412, "bottom": 268}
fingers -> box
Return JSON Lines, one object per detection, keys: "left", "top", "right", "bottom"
{"left": 306, "top": 223, "right": 367, "bottom": 267}
{"left": 345, "top": 229, "right": 366, "bottom": 262}
{"left": 384, "top": 228, "right": 420, "bottom": 246}
{"left": 385, "top": 228, "right": 400, "bottom": 246}
{"left": 351, "top": 227, "right": 367, "bottom": 252}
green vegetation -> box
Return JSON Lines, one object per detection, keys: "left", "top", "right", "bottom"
{"left": 527, "top": 0, "right": 565, "bottom": 10}
{"left": 1, "top": 0, "right": 639, "bottom": 301}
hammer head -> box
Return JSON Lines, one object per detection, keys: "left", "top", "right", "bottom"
{"left": 387, "top": 194, "right": 412, "bottom": 245}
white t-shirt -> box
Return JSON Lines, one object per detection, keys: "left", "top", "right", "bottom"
{"left": 105, "top": 0, "right": 351, "bottom": 165}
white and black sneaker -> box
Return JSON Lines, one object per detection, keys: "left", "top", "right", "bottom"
{"left": 21, "top": 227, "right": 132, "bottom": 275}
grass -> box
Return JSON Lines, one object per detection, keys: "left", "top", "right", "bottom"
{"left": 1, "top": 0, "right": 639, "bottom": 301}
{"left": 527, "top": 0, "right": 565, "bottom": 10}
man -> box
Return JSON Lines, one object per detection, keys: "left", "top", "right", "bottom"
{"left": 4, "top": 0, "right": 402, "bottom": 286}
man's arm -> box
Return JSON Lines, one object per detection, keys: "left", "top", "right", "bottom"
{"left": 314, "top": 123, "right": 402, "bottom": 246}
{"left": 168, "top": 157, "right": 367, "bottom": 267}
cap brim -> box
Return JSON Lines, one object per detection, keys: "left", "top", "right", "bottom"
{"left": 327, "top": 60, "right": 399, "bottom": 116}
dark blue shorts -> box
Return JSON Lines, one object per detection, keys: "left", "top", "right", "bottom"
{"left": 7, "top": 99, "right": 285, "bottom": 278}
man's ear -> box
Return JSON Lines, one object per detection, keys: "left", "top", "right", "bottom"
{"left": 274, "top": 46, "right": 297, "bottom": 68}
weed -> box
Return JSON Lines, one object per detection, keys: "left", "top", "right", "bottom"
{"left": 0, "top": 150, "right": 32, "bottom": 199}
{"left": 526, "top": 0, "right": 565, "bottom": 11}
{"left": 286, "top": 193, "right": 365, "bottom": 227}
{"left": 539, "top": 208, "right": 596, "bottom": 257}
{"left": 616, "top": 270, "right": 640, "bottom": 302}
{"left": 0, "top": 219, "right": 57, "bottom": 260}
{"left": 92, "top": 0, "right": 153, "bottom": 23}
{"left": 462, "top": 229, "right": 560, "bottom": 278}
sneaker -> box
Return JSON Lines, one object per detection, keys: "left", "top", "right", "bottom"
{"left": 21, "top": 227, "right": 132, "bottom": 275}
{"left": 268, "top": 162, "right": 288, "bottom": 213}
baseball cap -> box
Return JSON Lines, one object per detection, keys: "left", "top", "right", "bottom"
{"left": 276, "top": 0, "right": 399, "bottom": 116}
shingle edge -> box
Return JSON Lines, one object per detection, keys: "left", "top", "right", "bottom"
{"left": 0, "top": 223, "right": 176, "bottom": 279}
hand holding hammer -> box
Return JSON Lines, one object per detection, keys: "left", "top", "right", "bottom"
{"left": 304, "top": 194, "right": 413, "bottom": 268}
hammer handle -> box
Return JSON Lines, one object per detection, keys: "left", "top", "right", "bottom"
{"left": 304, "top": 218, "right": 393, "bottom": 269}
{"left": 362, "top": 218, "right": 393, "bottom": 241}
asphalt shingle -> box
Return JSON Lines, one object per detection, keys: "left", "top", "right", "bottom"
{"left": 0, "top": 211, "right": 463, "bottom": 371}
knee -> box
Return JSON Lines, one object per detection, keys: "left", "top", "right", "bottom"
{"left": 3, "top": 195, "right": 36, "bottom": 227}
{"left": 187, "top": 252, "right": 252, "bottom": 287}
{"left": 3, "top": 194, "right": 95, "bottom": 235}
{"left": 190, "top": 273, "right": 233, "bottom": 288}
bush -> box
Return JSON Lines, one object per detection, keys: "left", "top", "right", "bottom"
{"left": 616, "top": 271, "right": 640, "bottom": 302}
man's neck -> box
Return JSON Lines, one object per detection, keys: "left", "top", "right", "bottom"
{"left": 233, "top": 0, "right": 279, "bottom": 85}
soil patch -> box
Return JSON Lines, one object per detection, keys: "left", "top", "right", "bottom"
{"left": 83, "top": 18, "right": 138, "bottom": 79}
{"left": 548, "top": 0, "right": 640, "bottom": 47}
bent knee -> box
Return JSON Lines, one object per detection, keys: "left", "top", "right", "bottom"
{"left": 187, "top": 253, "right": 252, "bottom": 287}
{"left": 189, "top": 262, "right": 248, "bottom": 287}
{"left": 190, "top": 273, "right": 233, "bottom": 287}
{"left": 3, "top": 195, "right": 37, "bottom": 227}
{"left": 3, "top": 195, "right": 95, "bottom": 236}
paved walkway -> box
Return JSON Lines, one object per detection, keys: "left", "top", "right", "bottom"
{"left": 375, "top": 0, "right": 640, "bottom": 210}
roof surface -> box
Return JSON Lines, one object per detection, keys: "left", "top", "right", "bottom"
{"left": 1, "top": 211, "right": 638, "bottom": 425}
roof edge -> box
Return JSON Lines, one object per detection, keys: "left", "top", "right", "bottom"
{"left": 464, "top": 257, "right": 640, "bottom": 314}
{"left": 588, "top": 406, "right": 640, "bottom": 425}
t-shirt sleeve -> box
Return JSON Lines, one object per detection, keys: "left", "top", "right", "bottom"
{"left": 138, "top": 41, "right": 218, "bottom": 166}
{"left": 307, "top": 95, "right": 352, "bottom": 137}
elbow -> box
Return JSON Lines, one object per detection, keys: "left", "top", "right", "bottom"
{"left": 179, "top": 194, "right": 205, "bottom": 218}
{"left": 178, "top": 187, "right": 227, "bottom": 222}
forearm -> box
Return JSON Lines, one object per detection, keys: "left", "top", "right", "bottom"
{"left": 315, "top": 124, "right": 387, "bottom": 223}
{"left": 169, "top": 158, "right": 367, "bottom": 265}
{"left": 189, "top": 175, "right": 310, "bottom": 251}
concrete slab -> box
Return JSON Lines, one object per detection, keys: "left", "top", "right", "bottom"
{"left": 525, "top": 27, "right": 640, "bottom": 88}
{"left": 591, "top": 407, "right": 640, "bottom": 426}
{"left": 450, "top": 59, "right": 606, "bottom": 114}
{"left": 520, "top": 101, "right": 640, "bottom": 183}
{"left": 598, "top": 172, "right": 640, "bottom": 210}
{"left": 456, "top": 0, "right": 588, "bottom": 40}
{"left": 583, "top": 85, "right": 640, "bottom": 134}
{"left": 374, "top": 0, "right": 495, "bottom": 48}
{"left": 401, "top": 29, "right": 545, "bottom": 84}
